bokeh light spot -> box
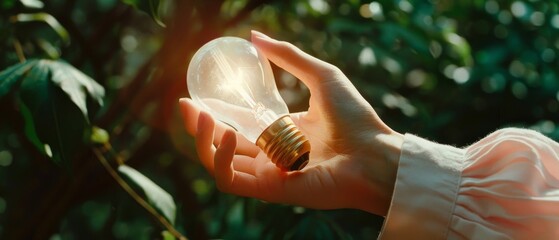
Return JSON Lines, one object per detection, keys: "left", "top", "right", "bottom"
{"left": 406, "top": 69, "right": 427, "bottom": 87}
{"left": 485, "top": 0, "right": 499, "bottom": 14}
{"left": 511, "top": 1, "right": 527, "bottom": 18}
{"left": 512, "top": 82, "right": 528, "bottom": 99}
{"left": 398, "top": 0, "right": 413, "bottom": 13}
{"left": 0, "top": 150, "right": 13, "bottom": 167}
{"left": 541, "top": 48, "right": 556, "bottom": 63}
{"left": 482, "top": 74, "right": 506, "bottom": 93}
{"left": 309, "top": 0, "right": 330, "bottom": 14}
{"left": 498, "top": 11, "right": 513, "bottom": 24}
{"left": 530, "top": 12, "right": 545, "bottom": 26}
{"left": 358, "top": 47, "right": 376, "bottom": 66}
{"left": 359, "top": 4, "right": 372, "bottom": 18}
{"left": 443, "top": 64, "right": 457, "bottom": 79}
{"left": 360, "top": 2, "right": 384, "bottom": 20}
{"left": 121, "top": 35, "right": 138, "bottom": 53}
{"left": 551, "top": 15, "right": 559, "bottom": 29}
{"left": 429, "top": 41, "right": 442, "bottom": 58}
{"left": 381, "top": 57, "right": 401, "bottom": 75}
{"left": 452, "top": 67, "right": 470, "bottom": 84}
{"left": 509, "top": 60, "right": 526, "bottom": 78}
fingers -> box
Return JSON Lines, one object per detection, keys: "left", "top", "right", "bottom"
{"left": 214, "top": 131, "right": 274, "bottom": 199}
{"left": 179, "top": 98, "right": 260, "bottom": 157}
{"left": 196, "top": 111, "right": 216, "bottom": 175}
{"left": 178, "top": 98, "right": 200, "bottom": 136}
{"left": 251, "top": 30, "right": 339, "bottom": 94}
{"left": 214, "top": 129, "right": 236, "bottom": 188}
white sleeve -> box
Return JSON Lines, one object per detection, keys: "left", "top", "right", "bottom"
{"left": 379, "top": 128, "right": 559, "bottom": 239}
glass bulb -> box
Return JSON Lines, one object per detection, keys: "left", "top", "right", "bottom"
{"left": 187, "top": 37, "right": 310, "bottom": 171}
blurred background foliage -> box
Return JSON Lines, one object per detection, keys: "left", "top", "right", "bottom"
{"left": 0, "top": 0, "right": 558, "bottom": 239}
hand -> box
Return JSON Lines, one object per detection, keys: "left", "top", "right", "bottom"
{"left": 179, "top": 31, "right": 404, "bottom": 216}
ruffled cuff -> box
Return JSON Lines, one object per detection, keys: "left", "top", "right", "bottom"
{"left": 379, "top": 134, "right": 465, "bottom": 239}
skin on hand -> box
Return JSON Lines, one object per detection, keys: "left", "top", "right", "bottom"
{"left": 179, "top": 30, "right": 404, "bottom": 216}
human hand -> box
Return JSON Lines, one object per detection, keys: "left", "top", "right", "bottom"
{"left": 179, "top": 30, "right": 403, "bottom": 216}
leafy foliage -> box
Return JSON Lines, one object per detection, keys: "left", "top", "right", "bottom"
{"left": 0, "top": 0, "right": 558, "bottom": 239}
{"left": 0, "top": 59, "right": 104, "bottom": 168}
{"left": 118, "top": 164, "right": 177, "bottom": 226}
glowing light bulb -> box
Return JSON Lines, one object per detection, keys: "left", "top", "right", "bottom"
{"left": 187, "top": 37, "right": 310, "bottom": 171}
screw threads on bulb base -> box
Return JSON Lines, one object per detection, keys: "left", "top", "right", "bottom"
{"left": 256, "top": 116, "right": 311, "bottom": 171}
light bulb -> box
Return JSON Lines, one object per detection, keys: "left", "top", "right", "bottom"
{"left": 186, "top": 37, "right": 310, "bottom": 171}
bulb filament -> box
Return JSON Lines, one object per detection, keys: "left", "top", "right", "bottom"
{"left": 210, "top": 48, "right": 279, "bottom": 129}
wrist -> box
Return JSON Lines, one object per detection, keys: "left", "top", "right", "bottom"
{"left": 358, "top": 129, "right": 404, "bottom": 215}
{"left": 376, "top": 130, "right": 404, "bottom": 207}
{"left": 376, "top": 130, "right": 404, "bottom": 177}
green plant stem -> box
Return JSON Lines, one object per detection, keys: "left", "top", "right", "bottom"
{"left": 93, "top": 147, "right": 187, "bottom": 240}
{"left": 12, "top": 38, "right": 26, "bottom": 62}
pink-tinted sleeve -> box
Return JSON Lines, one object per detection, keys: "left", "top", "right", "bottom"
{"left": 379, "top": 128, "right": 559, "bottom": 239}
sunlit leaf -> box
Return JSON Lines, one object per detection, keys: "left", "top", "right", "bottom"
{"left": 36, "top": 38, "right": 61, "bottom": 59}
{"left": 118, "top": 165, "right": 177, "bottom": 225}
{"left": 19, "top": 0, "right": 43, "bottom": 8}
{"left": 161, "top": 230, "right": 175, "bottom": 240}
{"left": 48, "top": 60, "right": 105, "bottom": 118}
{"left": 11, "top": 13, "right": 70, "bottom": 45}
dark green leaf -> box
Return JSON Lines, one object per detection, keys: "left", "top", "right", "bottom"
{"left": 0, "top": 59, "right": 105, "bottom": 168}
{"left": 48, "top": 60, "right": 104, "bottom": 118}
{"left": 19, "top": 60, "right": 87, "bottom": 168}
{"left": 0, "top": 60, "right": 37, "bottom": 97}
{"left": 118, "top": 165, "right": 177, "bottom": 225}
{"left": 17, "top": 99, "right": 45, "bottom": 155}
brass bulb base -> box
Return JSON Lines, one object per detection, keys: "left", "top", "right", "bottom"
{"left": 256, "top": 116, "right": 311, "bottom": 171}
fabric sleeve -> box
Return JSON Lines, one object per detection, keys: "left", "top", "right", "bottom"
{"left": 379, "top": 128, "right": 559, "bottom": 239}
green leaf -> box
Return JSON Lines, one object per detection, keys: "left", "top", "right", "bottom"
{"left": 11, "top": 13, "right": 70, "bottom": 45}
{"left": 122, "top": 0, "right": 167, "bottom": 27}
{"left": 19, "top": 60, "right": 86, "bottom": 168}
{"left": 0, "top": 59, "right": 37, "bottom": 97}
{"left": 118, "top": 165, "right": 177, "bottom": 225}
{"left": 161, "top": 231, "right": 175, "bottom": 240}
{"left": 0, "top": 59, "right": 105, "bottom": 168}
{"left": 48, "top": 60, "right": 104, "bottom": 118}
{"left": 17, "top": 98, "right": 45, "bottom": 154}
{"left": 20, "top": 0, "right": 44, "bottom": 8}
